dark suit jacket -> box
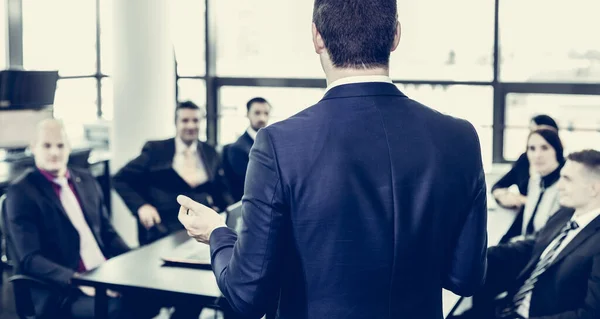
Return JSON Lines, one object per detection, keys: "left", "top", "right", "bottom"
{"left": 208, "top": 82, "right": 488, "bottom": 319}
{"left": 486, "top": 207, "right": 600, "bottom": 319}
{"left": 113, "top": 138, "right": 232, "bottom": 244}
{"left": 4, "top": 167, "right": 129, "bottom": 315}
{"left": 224, "top": 131, "right": 254, "bottom": 202}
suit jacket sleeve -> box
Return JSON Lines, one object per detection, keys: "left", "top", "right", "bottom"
{"left": 5, "top": 185, "right": 75, "bottom": 287}
{"left": 531, "top": 254, "right": 600, "bottom": 319}
{"left": 209, "top": 128, "right": 285, "bottom": 318}
{"left": 94, "top": 181, "right": 130, "bottom": 257}
{"left": 113, "top": 142, "right": 153, "bottom": 215}
{"left": 443, "top": 124, "right": 488, "bottom": 296}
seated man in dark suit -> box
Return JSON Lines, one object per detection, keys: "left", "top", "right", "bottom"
{"left": 113, "top": 100, "right": 232, "bottom": 246}
{"left": 224, "top": 97, "right": 271, "bottom": 201}
{"left": 5, "top": 119, "right": 157, "bottom": 319}
{"left": 453, "top": 149, "right": 600, "bottom": 319}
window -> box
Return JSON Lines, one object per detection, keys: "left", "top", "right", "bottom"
{"left": 504, "top": 93, "right": 600, "bottom": 160}
{"left": 22, "top": 0, "right": 97, "bottom": 76}
{"left": 99, "top": 0, "right": 113, "bottom": 75}
{"left": 500, "top": 0, "right": 600, "bottom": 83}
{"left": 218, "top": 86, "right": 324, "bottom": 145}
{"left": 171, "top": 0, "right": 206, "bottom": 76}
{"left": 398, "top": 84, "right": 494, "bottom": 169}
{"left": 0, "top": 0, "right": 7, "bottom": 69}
{"left": 390, "top": 0, "right": 494, "bottom": 81}
{"left": 53, "top": 78, "right": 99, "bottom": 144}
{"left": 215, "top": 0, "right": 322, "bottom": 78}
{"left": 177, "top": 79, "right": 207, "bottom": 140}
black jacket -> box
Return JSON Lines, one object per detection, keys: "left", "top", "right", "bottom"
{"left": 5, "top": 167, "right": 129, "bottom": 314}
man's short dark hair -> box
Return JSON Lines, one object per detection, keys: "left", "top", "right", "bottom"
{"left": 313, "top": 0, "right": 398, "bottom": 69}
{"left": 567, "top": 150, "right": 600, "bottom": 176}
{"left": 246, "top": 97, "right": 270, "bottom": 113}
{"left": 175, "top": 101, "right": 202, "bottom": 122}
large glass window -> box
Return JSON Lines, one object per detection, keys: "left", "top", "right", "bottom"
{"left": 390, "top": 0, "right": 494, "bottom": 81}
{"left": 171, "top": 0, "right": 206, "bottom": 76}
{"left": 504, "top": 93, "right": 600, "bottom": 160}
{"left": 218, "top": 86, "right": 325, "bottom": 145}
{"left": 215, "top": 0, "right": 321, "bottom": 78}
{"left": 99, "top": 0, "right": 113, "bottom": 75}
{"left": 0, "top": 0, "right": 7, "bottom": 69}
{"left": 53, "top": 78, "right": 98, "bottom": 145}
{"left": 398, "top": 84, "right": 494, "bottom": 169}
{"left": 500, "top": 0, "right": 600, "bottom": 83}
{"left": 22, "top": 0, "right": 97, "bottom": 76}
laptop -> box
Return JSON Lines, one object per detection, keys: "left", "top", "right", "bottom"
{"left": 161, "top": 201, "right": 244, "bottom": 268}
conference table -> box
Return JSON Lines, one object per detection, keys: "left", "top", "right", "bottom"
{"left": 73, "top": 206, "right": 516, "bottom": 319}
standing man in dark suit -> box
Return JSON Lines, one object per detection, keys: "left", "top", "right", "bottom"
{"left": 224, "top": 97, "right": 271, "bottom": 201}
{"left": 113, "top": 101, "right": 232, "bottom": 246}
{"left": 5, "top": 120, "right": 156, "bottom": 319}
{"left": 177, "top": 1, "right": 488, "bottom": 318}
{"left": 453, "top": 149, "right": 600, "bottom": 319}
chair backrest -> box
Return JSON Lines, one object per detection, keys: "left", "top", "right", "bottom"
{"left": 0, "top": 194, "right": 10, "bottom": 266}
{"left": 1, "top": 194, "right": 44, "bottom": 319}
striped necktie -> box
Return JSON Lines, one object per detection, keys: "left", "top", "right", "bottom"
{"left": 503, "top": 220, "right": 579, "bottom": 317}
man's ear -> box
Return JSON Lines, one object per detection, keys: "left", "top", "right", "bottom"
{"left": 312, "top": 23, "right": 326, "bottom": 54}
{"left": 391, "top": 21, "right": 401, "bottom": 52}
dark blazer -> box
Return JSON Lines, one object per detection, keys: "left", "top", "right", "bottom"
{"left": 224, "top": 131, "right": 254, "bottom": 202}
{"left": 4, "top": 167, "right": 129, "bottom": 315}
{"left": 113, "top": 138, "right": 232, "bottom": 244}
{"left": 486, "top": 207, "right": 600, "bottom": 319}
{"left": 209, "top": 82, "right": 488, "bottom": 319}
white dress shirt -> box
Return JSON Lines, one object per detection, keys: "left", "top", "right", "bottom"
{"left": 172, "top": 138, "right": 209, "bottom": 187}
{"left": 246, "top": 127, "right": 258, "bottom": 141}
{"left": 324, "top": 75, "right": 394, "bottom": 93}
{"left": 54, "top": 177, "right": 106, "bottom": 271}
{"left": 517, "top": 207, "right": 600, "bottom": 318}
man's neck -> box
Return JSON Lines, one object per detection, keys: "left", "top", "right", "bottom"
{"left": 574, "top": 203, "right": 600, "bottom": 217}
{"left": 325, "top": 67, "right": 390, "bottom": 86}
{"left": 177, "top": 136, "right": 195, "bottom": 147}
{"left": 39, "top": 167, "right": 67, "bottom": 178}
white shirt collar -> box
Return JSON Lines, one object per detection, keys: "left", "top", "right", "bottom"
{"left": 175, "top": 137, "right": 198, "bottom": 154}
{"left": 324, "top": 75, "right": 393, "bottom": 94}
{"left": 246, "top": 127, "right": 258, "bottom": 141}
{"left": 572, "top": 207, "right": 600, "bottom": 230}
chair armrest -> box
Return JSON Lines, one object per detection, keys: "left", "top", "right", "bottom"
{"left": 8, "top": 274, "right": 54, "bottom": 287}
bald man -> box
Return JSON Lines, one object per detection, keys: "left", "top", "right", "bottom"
{"left": 4, "top": 120, "right": 156, "bottom": 319}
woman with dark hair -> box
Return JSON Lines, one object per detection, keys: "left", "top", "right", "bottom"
{"left": 492, "top": 114, "right": 559, "bottom": 208}
{"left": 499, "top": 128, "right": 565, "bottom": 242}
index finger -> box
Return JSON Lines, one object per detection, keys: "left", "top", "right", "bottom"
{"left": 177, "top": 195, "right": 205, "bottom": 213}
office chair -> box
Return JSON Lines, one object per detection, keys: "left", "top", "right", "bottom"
{"left": 1, "top": 194, "right": 69, "bottom": 319}
{"left": 0, "top": 194, "right": 10, "bottom": 278}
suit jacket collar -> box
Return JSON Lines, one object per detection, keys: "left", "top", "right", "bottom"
{"left": 321, "top": 82, "right": 406, "bottom": 102}
{"left": 29, "top": 168, "right": 97, "bottom": 229}
{"left": 239, "top": 131, "right": 254, "bottom": 148}
{"left": 518, "top": 208, "right": 600, "bottom": 278}
{"left": 551, "top": 213, "right": 600, "bottom": 266}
